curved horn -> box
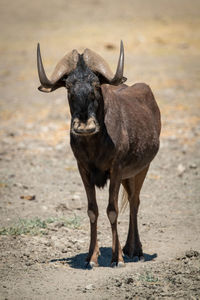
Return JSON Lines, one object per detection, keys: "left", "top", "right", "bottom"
{"left": 83, "top": 48, "right": 114, "bottom": 82}
{"left": 83, "top": 40, "right": 126, "bottom": 85}
{"left": 37, "top": 43, "right": 79, "bottom": 93}
{"left": 110, "top": 40, "right": 125, "bottom": 85}
{"left": 37, "top": 43, "right": 54, "bottom": 88}
{"left": 50, "top": 49, "right": 79, "bottom": 83}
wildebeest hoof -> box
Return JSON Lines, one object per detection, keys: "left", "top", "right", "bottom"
{"left": 133, "top": 255, "right": 144, "bottom": 262}
{"left": 118, "top": 261, "right": 125, "bottom": 267}
{"left": 123, "top": 245, "right": 143, "bottom": 260}
{"left": 85, "top": 261, "right": 98, "bottom": 269}
{"left": 139, "top": 255, "right": 145, "bottom": 262}
{"left": 90, "top": 261, "right": 98, "bottom": 268}
{"left": 111, "top": 261, "right": 125, "bottom": 268}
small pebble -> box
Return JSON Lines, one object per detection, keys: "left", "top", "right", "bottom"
{"left": 85, "top": 284, "right": 95, "bottom": 290}
{"left": 189, "top": 163, "right": 197, "bottom": 169}
{"left": 177, "top": 164, "right": 186, "bottom": 177}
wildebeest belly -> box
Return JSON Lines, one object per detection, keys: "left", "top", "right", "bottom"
{"left": 121, "top": 141, "right": 159, "bottom": 179}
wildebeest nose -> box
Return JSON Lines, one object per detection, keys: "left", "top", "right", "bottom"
{"left": 72, "top": 117, "right": 98, "bottom": 135}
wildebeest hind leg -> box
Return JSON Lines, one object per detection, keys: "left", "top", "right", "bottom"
{"left": 122, "top": 165, "right": 149, "bottom": 260}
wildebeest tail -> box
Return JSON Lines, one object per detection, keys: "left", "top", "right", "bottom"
{"left": 120, "top": 187, "right": 129, "bottom": 213}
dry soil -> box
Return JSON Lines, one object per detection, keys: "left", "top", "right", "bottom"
{"left": 0, "top": 0, "right": 200, "bottom": 299}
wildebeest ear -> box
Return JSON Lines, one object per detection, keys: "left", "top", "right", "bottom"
{"left": 38, "top": 80, "right": 66, "bottom": 93}
{"left": 38, "top": 82, "right": 65, "bottom": 93}
{"left": 97, "top": 74, "right": 127, "bottom": 86}
{"left": 96, "top": 73, "right": 111, "bottom": 85}
{"left": 121, "top": 76, "right": 127, "bottom": 83}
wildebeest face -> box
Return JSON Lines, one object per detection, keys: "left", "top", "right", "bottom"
{"left": 65, "top": 67, "right": 101, "bottom": 136}
{"left": 37, "top": 42, "right": 125, "bottom": 136}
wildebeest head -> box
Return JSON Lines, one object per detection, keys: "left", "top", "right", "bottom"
{"left": 37, "top": 41, "right": 126, "bottom": 136}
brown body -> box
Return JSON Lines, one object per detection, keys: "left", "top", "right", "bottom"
{"left": 71, "top": 83, "right": 161, "bottom": 266}
{"left": 37, "top": 41, "right": 161, "bottom": 267}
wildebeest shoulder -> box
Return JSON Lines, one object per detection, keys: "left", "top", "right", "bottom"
{"left": 101, "top": 83, "right": 161, "bottom": 149}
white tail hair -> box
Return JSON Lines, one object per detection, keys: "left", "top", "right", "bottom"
{"left": 120, "top": 187, "right": 129, "bottom": 213}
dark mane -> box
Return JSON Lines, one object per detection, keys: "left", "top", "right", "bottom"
{"left": 67, "top": 54, "right": 98, "bottom": 83}
{"left": 90, "top": 165, "right": 109, "bottom": 189}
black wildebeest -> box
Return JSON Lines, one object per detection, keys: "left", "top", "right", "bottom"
{"left": 37, "top": 41, "right": 161, "bottom": 267}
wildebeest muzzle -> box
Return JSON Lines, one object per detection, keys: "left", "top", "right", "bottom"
{"left": 71, "top": 116, "right": 100, "bottom": 136}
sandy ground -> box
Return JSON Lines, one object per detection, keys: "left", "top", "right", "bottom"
{"left": 0, "top": 0, "right": 200, "bottom": 299}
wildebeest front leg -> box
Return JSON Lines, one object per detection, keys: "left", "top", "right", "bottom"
{"left": 107, "top": 170, "right": 124, "bottom": 267}
{"left": 122, "top": 165, "right": 149, "bottom": 260}
{"left": 78, "top": 163, "right": 99, "bottom": 267}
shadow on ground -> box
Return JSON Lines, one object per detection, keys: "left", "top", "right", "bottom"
{"left": 50, "top": 247, "right": 157, "bottom": 269}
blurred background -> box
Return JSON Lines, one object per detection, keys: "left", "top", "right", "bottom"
{"left": 1, "top": 0, "right": 200, "bottom": 144}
